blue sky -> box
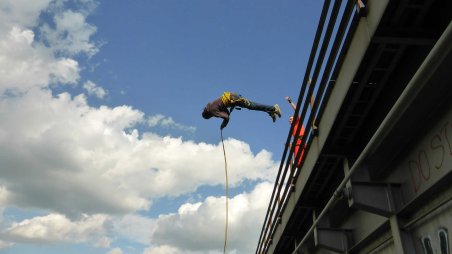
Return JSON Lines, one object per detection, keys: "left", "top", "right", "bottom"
{"left": 0, "top": 1, "right": 322, "bottom": 253}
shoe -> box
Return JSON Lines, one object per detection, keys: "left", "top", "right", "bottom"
{"left": 269, "top": 112, "right": 276, "bottom": 122}
{"left": 273, "top": 104, "right": 282, "bottom": 118}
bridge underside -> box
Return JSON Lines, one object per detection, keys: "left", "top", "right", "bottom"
{"left": 268, "top": 0, "right": 452, "bottom": 253}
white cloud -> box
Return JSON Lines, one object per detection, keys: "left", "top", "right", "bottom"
{"left": 0, "top": 0, "right": 278, "bottom": 252}
{"left": 146, "top": 182, "right": 273, "bottom": 253}
{"left": 0, "top": 0, "right": 53, "bottom": 34}
{"left": 83, "top": 80, "right": 107, "bottom": 98}
{"left": 0, "top": 88, "right": 277, "bottom": 216}
{"left": 3, "top": 213, "right": 110, "bottom": 246}
{"left": 0, "top": 89, "right": 150, "bottom": 215}
{"left": 0, "top": 182, "right": 273, "bottom": 253}
{"left": 0, "top": 26, "right": 80, "bottom": 94}
{"left": 143, "top": 245, "right": 182, "bottom": 254}
{"left": 41, "top": 9, "right": 99, "bottom": 56}
{"left": 0, "top": 0, "right": 99, "bottom": 94}
{"left": 0, "top": 240, "right": 14, "bottom": 249}
{"left": 148, "top": 114, "right": 196, "bottom": 133}
{"left": 0, "top": 186, "right": 11, "bottom": 206}
{"left": 107, "top": 247, "right": 123, "bottom": 254}
{"left": 112, "top": 214, "right": 155, "bottom": 245}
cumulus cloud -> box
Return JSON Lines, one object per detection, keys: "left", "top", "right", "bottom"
{"left": 0, "top": 0, "right": 53, "bottom": 33}
{"left": 145, "top": 182, "right": 273, "bottom": 253}
{"left": 0, "top": 87, "right": 277, "bottom": 216}
{"left": 148, "top": 114, "right": 196, "bottom": 133}
{"left": 0, "top": 240, "right": 13, "bottom": 249}
{"left": 0, "top": 0, "right": 99, "bottom": 94}
{"left": 106, "top": 247, "right": 123, "bottom": 254}
{"left": 1, "top": 183, "right": 272, "bottom": 253}
{"left": 143, "top": 245, "right": 182, "bottom": 254}
{"left": 41, "top": 9, "right": 99, "bottom": 56}
{"left": 0, "top": 186, "right": 11, "bottom": 205}
{"left": 2, "top": 213, "right": 110, "bottom": 246}
{"left": 83, "top": 80, "right": 107, "bottom": 98}
{"left": 0, "top": 0, "right": 278, "bottom": 252}
{"left": 0, "top": 26, "right": 80, "bottom": 94}
{"left": 112, "top": 214, "right": 155, "bottom": 245}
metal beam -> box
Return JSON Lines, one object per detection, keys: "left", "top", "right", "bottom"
{"left": 345, "top": 181, "right": 403, "bottom": 217}
{"left": 389, "top": 215, "right": 416, "bottom": 254}
{"left": 314, "top": 228, "right": 353, "bottom": 253}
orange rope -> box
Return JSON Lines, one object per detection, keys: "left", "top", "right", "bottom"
{"left": 220, "top": 129, "right": 229, "bottom": 254}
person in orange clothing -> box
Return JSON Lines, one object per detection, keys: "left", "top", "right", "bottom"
{"left": 286, "top": 96, "right": 306, "bottom": 168}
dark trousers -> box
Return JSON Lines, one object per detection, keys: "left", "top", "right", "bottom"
{"left": 230, "top": 93, "right": 274, "bottom": 112}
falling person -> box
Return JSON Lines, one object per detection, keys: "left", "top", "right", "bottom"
{"left": 202, "top": 92, "right": 281, "bottom": 129}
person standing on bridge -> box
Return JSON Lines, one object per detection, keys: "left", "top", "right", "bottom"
{"left": 202, "top": 92, "right": 281, "bottom": 129}
{"left": 286, "top": 96, "right": 306, "bottom": 167}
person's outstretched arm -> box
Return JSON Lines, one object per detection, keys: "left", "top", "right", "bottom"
{"left": 214, "top": 110, "right": 230, "bottom": 129}
{"left": 220, "top": 118, "right": 229, "bottom": 129}
{"left": 285, "top": 96, "right": 296, "bottom": 111}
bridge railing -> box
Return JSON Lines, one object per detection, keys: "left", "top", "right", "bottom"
{"left": 256, "top": 0, "right": 366, "bottom": 253}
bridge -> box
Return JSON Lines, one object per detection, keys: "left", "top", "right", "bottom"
{"left": 256, "top": 0, "right": 452, "bottom": 253}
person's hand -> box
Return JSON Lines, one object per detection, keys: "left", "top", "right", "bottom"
{"left": 220, "top": 122, "right": 227, "bottom": 130}
{"left": 285, "top": 96, "right": 292, "bottom": 103}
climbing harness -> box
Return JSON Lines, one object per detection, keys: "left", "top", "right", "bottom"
{"left": 222, "top": 92, "right": 251, "bottom": 108}
{"left": 220, "top": 129, "right": 229, "bottom": 254}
